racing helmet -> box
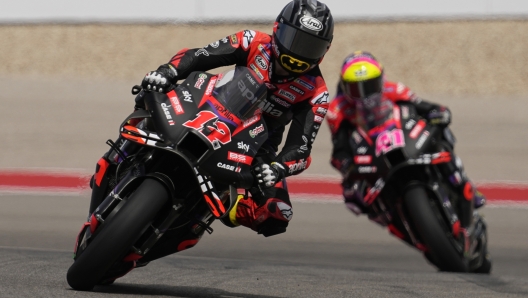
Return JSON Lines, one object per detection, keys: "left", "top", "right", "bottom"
{"left": 272, "top": 0, "right": 334, "bottom": 75}
{"left": 341, "top": 51, "right": 392, "bottom": 128}
{"left": 340, "top": 51, "right": 384, "bottom": 103}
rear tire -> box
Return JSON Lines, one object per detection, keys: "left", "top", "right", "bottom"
{"left": 67, "top": 178, "right": 170, "bottom": 291}
{"left": 404, "top": 185, "right": 469, "bottom": 272}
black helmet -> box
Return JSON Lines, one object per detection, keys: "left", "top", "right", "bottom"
{"left": 272, "top": 0, "right": 334, "bottom": 75}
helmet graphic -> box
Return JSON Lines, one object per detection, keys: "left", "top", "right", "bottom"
{"left": 272, "top": 0, "right": 334, "bottom": 75}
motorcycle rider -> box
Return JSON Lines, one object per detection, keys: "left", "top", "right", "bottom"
{"left": 327, "top": 51, "right": 486, "bottom": 224}
{"left": 88, "top": 0, "right": 333, "bottom": 278}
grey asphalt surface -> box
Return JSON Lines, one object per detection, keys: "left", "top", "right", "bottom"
{"left": 1, "top": 78, "right": 528, "bottom": 297}
{"left": 0, "top": 194, "right": 527, "bottom": 297}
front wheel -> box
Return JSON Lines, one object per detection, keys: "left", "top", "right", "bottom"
{"left": 67, "top": 178, "right": 170, "bottom": 291}
{"left": 404, "top": 185, "right": 469, "bottom": 272}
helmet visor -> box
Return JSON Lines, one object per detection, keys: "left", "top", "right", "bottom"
{"left": 343, "top": 77, "right": 383, "bottom": 100}
{"left": 275, "top": 23, "right": 330, "bottom": 60}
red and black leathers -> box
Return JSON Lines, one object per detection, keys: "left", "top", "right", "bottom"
{"left": 159, "top": 30, "right": 330, "bottom": 235}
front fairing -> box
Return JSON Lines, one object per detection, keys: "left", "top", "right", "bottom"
{"left": 122, "top": 68, "right": 269, "bottom": 189}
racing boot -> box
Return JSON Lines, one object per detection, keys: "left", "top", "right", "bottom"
{"left": 342, "top": 180, "right": 368, "bottom": 216}
{"left": 221, "top": 193, "right": 292, "bottom": 237}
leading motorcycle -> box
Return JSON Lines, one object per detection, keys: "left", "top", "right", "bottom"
{"left": 67, "top": 66, "right": 270, "bottom": 290}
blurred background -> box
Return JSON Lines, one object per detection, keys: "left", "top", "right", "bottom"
{"left": 1, "top": 0, "right": 528, "bottom": 182}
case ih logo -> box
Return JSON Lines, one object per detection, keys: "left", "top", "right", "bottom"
{"left": 227, "top": 151, "right": 253, "bottom": 165}
{"left": 249, "top": 124, "right": 265, "bottom": 138}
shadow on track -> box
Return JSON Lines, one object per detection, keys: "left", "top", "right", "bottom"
{"left": 90, "top": 284, "right": 282, "bottom": 298}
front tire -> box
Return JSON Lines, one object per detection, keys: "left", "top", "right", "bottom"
{"left": 404, "top": 185, "right": 469, "bottom": 272}
{"left": 67, "top": 178, "right": 170, "bottom": 291}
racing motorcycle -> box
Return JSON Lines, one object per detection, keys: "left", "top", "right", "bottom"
{"left": 342, "top": 101, "right": 491, "bottom": 273}
{"left": 67, "top": 66, "right": 270, "bottom": 290}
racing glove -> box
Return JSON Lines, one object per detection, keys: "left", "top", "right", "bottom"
{"left": 427, "top": 107, "right": 451, "bottom": 126}
{"left": 253, "top": 162, "right": 286, "bottom": 188}
{"left": 141, "top": 63, "right": 179, "bottom": 93}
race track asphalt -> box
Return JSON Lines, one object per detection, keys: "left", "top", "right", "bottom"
{"left": 0, "top": 193, "right": 527, "bottom": 297}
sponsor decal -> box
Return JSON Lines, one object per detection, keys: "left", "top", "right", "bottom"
{"left": 352, "top": 131, "right": 362, "bottom": 144}
{"left": 401, "top": 106, "right": 410, "bottom": 119}
{"left": 255, "top": 55, "right": 268, "bottom": 70}
{"left": 277, "top": 89, "right": 296, "bottom": 102}
{"left": 315, "top": 107, "right": 327, "bottom": 116}
{"left": 195, "top": 48, "right": 209, "bottom": 56}
{"left": 258, "top": 44, "right": 271, "bottom": 61}
{"left": 375, "top": 129, "right": 405, "bottom": 156}
{"left": 354, "top": 155, "right": 372, "bottom": 164}
{"left": 209, "top": 41, "right": 219, "bottom": 48}
{"left": 213, "top": 103, "right": 235, "bottom": 122}
{"left": 243, "top": 115, "right": 260, "bottom": 128}
{"left": 272, "top": 41, "right": 280, "bottom": 57}
{"left": 357, "top": 146, "right": 368, "bottom": 154}
{"left": 289, "top": 85, "right": 305, "bottom": 95}
{"left": 249, "top": 124, "right": 265, "bottom": 138}
{"left": 415, "top": 131, "right": 430, "bottom": 149}
{"left": 217, "top": 162, "right": 241, "bottom": 172}
{"left": 270, "top": 95, "right": 291, "bottom": 108}
{"left": 205, "top": 77, "right": 217, "bottom": 96}
{"left": 183, "top": 111, "right": 231, "bottom": 150}
{"left": 300, "top": 16, "right": 324, "bottom": 32}
{"left": 181, "top": 90, "right": 193, "bottom": 102}
{"left": 194, "top": 74, "right": 207, "bottom": 89}
{"left": 168, "top": 94, "right": 184, "bottom": 115}
{"left": 405, "top": 119, "right": 416, "bottom": 130}
{"left": 314, "top": 115, "right": 323, "bottom": 123}
{"left": 409, "top": 120, "right": 426, "bottom": 139}
{"left": 358, "top": 166, "right": 377, "bottom": 173}
{"left": 294, "top": 78, "right": 315, "bottom": 91}
{"left": 286, "top": 159, "right": 309, "bottom": 174}
{"left": 249, "top": 64, "right": 264, "bottom": 80}
{"left": 265, "top": 82, "right": 276, "bottom": 90}
{"left": 160, "top": 103, "right": 174, "bottom": 125}
{"left": 245, "top": 73, "right": 257, "bottom": 86}
{"left": 227, "top": 151, "right": 253, "bottom": 165}
{"left": 229, "top": 34, "right": 238, "bottom": 44}
{"left": 277, "top": 202, "right": 293, "bottom": 220}
{"left": 237, "top": 141, "right": 250, "bottom": 152}
{"left": 238, "top": 78, "right": 260, "bottom": 104}
{"left": 258, "top": 98, "right": 283, "bottom": 117}
{"left": 221, "top": 37, "right": 229, "bottom": 43}
{"left": 310, "top": 91, "right": 330, "bottom": 105}
{"left": 242, "top": 30, "right": 255, "bottom": 49}
{"left": 300, "top": 135, "right": 309, "bottom": 151}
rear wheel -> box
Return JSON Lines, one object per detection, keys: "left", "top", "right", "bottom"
{"left": 67, "top": 178, "right": 170, "bottom": 291}
{"left": 404, "top": 185, "right": 469, "bottom": 272}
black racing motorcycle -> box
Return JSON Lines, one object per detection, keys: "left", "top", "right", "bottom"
{"left": 67, "top": 66, "right": 270, "bottom": 290}
{"left": 342, "top": 102, "right": 491, "bottom": 273}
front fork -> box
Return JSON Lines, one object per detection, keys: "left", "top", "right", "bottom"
{"left": 89, "top": 136, "right": 140, "bottom": 214}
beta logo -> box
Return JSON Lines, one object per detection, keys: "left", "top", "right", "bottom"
{"left": 227, "top": 151, "right": 253, "bottom": 165}
{"left": 249, "top": 124, "right": 265, "bottom": 138}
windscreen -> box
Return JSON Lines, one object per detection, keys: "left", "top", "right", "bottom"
{"left": 213, "top": 66, "right": 268, "bottom": 121}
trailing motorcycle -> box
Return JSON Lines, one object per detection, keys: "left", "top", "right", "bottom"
{"left": 342, "top": 102, "right": 491, "bottom": 273}
{"left": 67, "top": 66, "right": 270, "bottom": 290}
